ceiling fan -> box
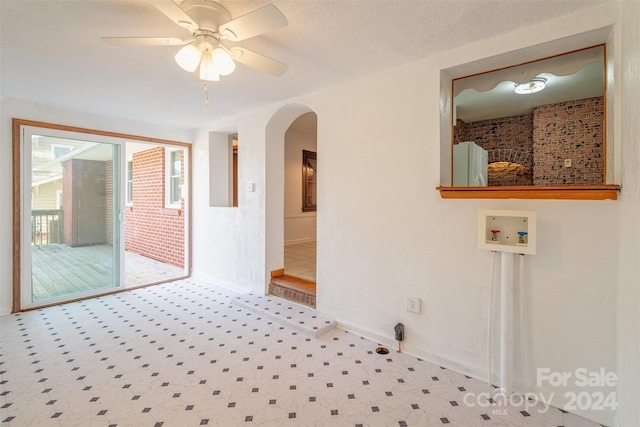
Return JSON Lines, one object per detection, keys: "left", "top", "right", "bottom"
{"left": 102, "top": 0, "right": 289, "bottom": 81}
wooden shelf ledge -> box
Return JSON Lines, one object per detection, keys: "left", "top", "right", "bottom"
{"left": 437, "top": 185, "right": 621, "bottom": 200}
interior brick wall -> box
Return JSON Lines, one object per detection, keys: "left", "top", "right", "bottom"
{"left": 455, "top": 113, "right": 534, "bottom": 153}
{"left": 453, "top": 96, "right": 604, "bottom": 186}
{"left": 125, "top": 147, "right": 184, "bottom": 268}
{"left": 488, "top": 162, "right": 533, "bottom": 186}
{"left": 532, "top": 96, "right": 604, "bottom": 185}
{"left": 454, "top": 119, "right": 469, "bottom": 142}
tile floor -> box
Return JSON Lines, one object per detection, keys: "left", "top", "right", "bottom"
{"left": 230, "top": 293, "right": 333, "bottom": 336}
{"left": 0, "top": 279, "right": 602, "bottom": 427}
{"left": 284, "top": 242, "right": 316, "bottom": 282}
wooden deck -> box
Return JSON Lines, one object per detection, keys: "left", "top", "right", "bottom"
{"left": 30, "top": 244, "right": 185, "bottom": 302}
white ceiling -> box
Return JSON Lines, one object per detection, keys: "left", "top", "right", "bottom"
{"left": 0, "top": 0, "right": 606, "bottom": 130}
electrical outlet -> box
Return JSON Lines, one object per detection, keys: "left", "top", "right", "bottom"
{"left": 564, "top": 159, "right": 572, "bottom": 168}
{"left": 406, "top": 297, "right": 421, "bottom": 314}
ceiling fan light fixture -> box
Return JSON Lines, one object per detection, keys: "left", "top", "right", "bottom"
{"left": 211, "top": 48, "right": 236, "bottom": 76}
{"left": 175, "top": 44, "right": 202, "bottom": 72}
{"left": 514, "top": 77, "right": 547, "bottom": 95}
{"left": 199, "top": 49, "right": 220, "bottom": 81}
{"left": 104, "top": 1, "right": 290, "bottom": 85}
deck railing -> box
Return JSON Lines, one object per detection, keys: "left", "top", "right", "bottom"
{"left": 32, "top": 209, "right": 63, "bottom": 245}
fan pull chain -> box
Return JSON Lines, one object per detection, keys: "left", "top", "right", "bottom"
{"left": 204, "top": 83, "right": 210, "bottom": 106}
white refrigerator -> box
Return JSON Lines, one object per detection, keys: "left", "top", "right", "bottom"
{"left": 453, "top": 141, "right": 488, "bottom": 186}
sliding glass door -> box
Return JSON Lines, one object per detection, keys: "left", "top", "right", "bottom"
{"left": 22, "top": 127, "right": 124, "bottom": 308}
{"left": 17, "top": 122, "right": 190, "bottom": 311}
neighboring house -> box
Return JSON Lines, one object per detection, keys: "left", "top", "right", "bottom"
{"left": 31, "top": 136, "right": 85, "bottom": 209}
{"left": 31, "top": 136, "right": 86, "bottom": 244}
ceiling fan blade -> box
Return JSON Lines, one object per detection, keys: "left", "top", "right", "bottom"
{"left": 219, "top": 4, "right": 287, "bottom": 41}
{"left": 102, "top": 37, "right": 187, "bottom": 46}
{"left": 229, "top": 46, "right": 288, "bottom": 76}
{"left": 149, "top": 0, "right": 199, "bottom": 31}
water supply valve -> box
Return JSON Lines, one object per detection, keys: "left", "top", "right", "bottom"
{"left": 478, "top": 210, "right": 536, "bottom": 255}
{"left": 517, "top": 231, "right": 528, "bottom": 244}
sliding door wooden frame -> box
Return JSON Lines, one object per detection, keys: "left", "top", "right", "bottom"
{"left": 12, "top": 118, "right": 193, "bottom": 313}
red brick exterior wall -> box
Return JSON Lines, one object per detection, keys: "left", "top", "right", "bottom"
{"left": 532, "top": 96, "right": 604, "bottom": 185}
{"left": 125, "top": 147, "right": 184, "bottom": 268}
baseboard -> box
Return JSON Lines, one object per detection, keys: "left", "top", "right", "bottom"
{"left": 335, "top": 318, "right": 613, "bottom": 425}
{"left": 191, "top": 273, "right": 249, "bottom": 294}
{"left": 335, "top": 318, "right": 487, "bottom": 381}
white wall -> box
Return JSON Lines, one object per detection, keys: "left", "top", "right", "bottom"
{"left": 615, "top": 0, "right": 640, "bottom": 424}
{"left": 284, "top": 125, "right": 317, "bottom": 245}
{"left": 2, "top": 2, "right": 637, "bottom": 425}
{"left": 193, "top": 111, "right": 269, "bottom": 293}
{"left": 190, "top": 3, "right": 639, "bottom": 425}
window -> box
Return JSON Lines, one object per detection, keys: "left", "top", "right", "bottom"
{"left": 439, "top": 38, "right": 620, "bottom": 200}
{"left": 126, "top": 161, "right": 133, "bottom": 205}
{"left": 51, "top": 144, "right": 72, "bottom": 159}
{"left": 166, "top": 149, "right": 183, "bottom": 208}
{"left": 56, "top": 190, "right": 63, "bottom": 210}
{"left": 453, "top": 45, "right": 605, "bottom": 188}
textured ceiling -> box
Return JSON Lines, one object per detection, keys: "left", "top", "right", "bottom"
{"left": 0, "top": 0, "right": 605, "bottom": 130}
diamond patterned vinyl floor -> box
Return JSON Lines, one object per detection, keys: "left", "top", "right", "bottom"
{"left": 0, "top": 279, "right": 602, "bottom": 427}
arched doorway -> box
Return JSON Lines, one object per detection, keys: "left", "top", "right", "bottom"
{"left": 265, "top": 105, "right": 318, "bottom": 308}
